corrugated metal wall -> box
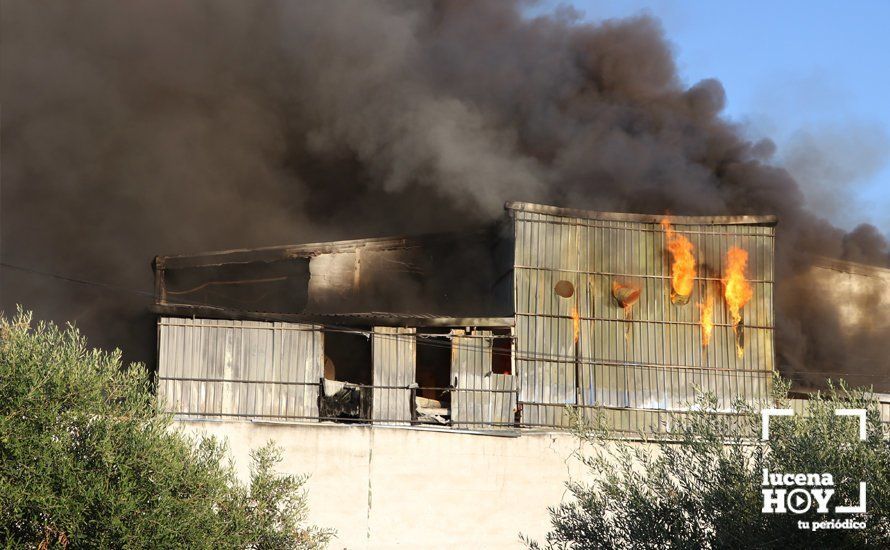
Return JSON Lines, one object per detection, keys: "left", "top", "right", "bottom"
{"left": 450, "top": 330, "right": 517, "bottom": 428}
{"left": 155, "top": 205, "right": 780, "bottom": 434}
{"left": 489, "top": 374, "right": 518, "bottom": 427}
{"left": 512, "top": 209, "right": 775, "bottom": 430}
{"left": 372, "top": 326, "right": 416, "bottom": 424}
{"left": 157, "top": 317, "right": 323, "bottom": 420}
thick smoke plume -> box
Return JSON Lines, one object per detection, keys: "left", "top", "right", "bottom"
{"left": 2, "top": 1, "right": 888, "bottom": 389}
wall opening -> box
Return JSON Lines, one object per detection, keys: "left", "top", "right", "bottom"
{"left": 416, "top": 329, "right": 452, "bottom": 402}
{"left": 491, "top": 329, "right": 512, "bottom": 375}
{"left": 320, "top": 329, "right": 372, "bottom": 422}
{"left": 324, "top": 330, "right": 372, "bottom": 385}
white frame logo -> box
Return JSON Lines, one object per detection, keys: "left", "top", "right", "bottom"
{"left": 760, "top": 408, "right": 867, "bottom": 521}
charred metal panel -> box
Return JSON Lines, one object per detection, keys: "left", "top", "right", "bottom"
{"left": 157, "top": 317, "right": 322, "bottom": 420}
{"left": 490, "top": 219, "right": 517, "bottom": 317}
{"left": 304, "top": 241, "right": 500, "bottom": 315}
{"left": 156, "top": 229, "right": 506, "bottom": 319}
{"left": 307, "top": 248, "right": 426, "bottom": 313}
{"left": 451, "top": 330, "right": 517, "bottom": 428}
{"left": 509, "top": 204, "right": 776, "bottom": 428}
{"left": 372, "top": 327, "right": 416, "bottom": 424}
{"left": 307, "top": 252, "right": 358, "bottom": 310}
{"left": 158, "top": 259, "right": 310, "bottom": 312}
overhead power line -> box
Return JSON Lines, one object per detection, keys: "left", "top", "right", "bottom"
{"left": 2, "top": 261, "right": 887, "bottom": 382}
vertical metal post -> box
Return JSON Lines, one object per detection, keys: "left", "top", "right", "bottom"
{"left": 153, "top": 256, "right": 168, "bottom": 305}
{"left": 574, "top": 338, "right": 582, "bottom": 406}
{"left": 317, "top": 377, "right": 325, "bottom": 422}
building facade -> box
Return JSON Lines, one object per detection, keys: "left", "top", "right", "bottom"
{"left": 154, "top": 201, "right": 777, "bottom": 433}
{"left": 151, "top": 203, "right": 890, "bottom": 548}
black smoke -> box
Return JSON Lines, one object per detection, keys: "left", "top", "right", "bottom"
{"left": 1, "top": 1, "right": 888, "bottom": 389}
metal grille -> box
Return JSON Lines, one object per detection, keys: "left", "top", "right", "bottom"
{"left": 372, "top": 326, "right": 416, "bottom": 424}
{"left": 450, "top": 330, "right": 517, "bottom": 428}
{"left": 157, "top": 317, "right": 323, "bottom": 419}
{"left": 512, "top": 208, "right": 776, "bottom": 427}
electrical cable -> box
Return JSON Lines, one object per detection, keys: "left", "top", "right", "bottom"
{"left": 2, "top": 261, "right": 888, "bottom": 382}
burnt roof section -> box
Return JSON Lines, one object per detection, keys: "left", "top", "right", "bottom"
{"left": 152, "top": 303, "right": 513, "bottom": 328}
{"left": 505, "top": 201, "right": 779, "bottom": 226}
{"left": 151, "top": 201, "right": 781, "bottom": 324}
{"left": 153, "top": 225, "right": 508, "bottom": 322}
{"left": 156, "top": 230, "right": 489, "bottom": 270}
{"left": 155, "top": 201, "right": 778, "bottom": 270}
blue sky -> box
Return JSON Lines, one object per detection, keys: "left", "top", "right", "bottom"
{"left": 537, "top": 0, "right": 890, "bottom": 234}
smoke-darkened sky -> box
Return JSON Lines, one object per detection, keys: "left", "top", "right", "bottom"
{"left": 561, "top": 0, "right": 890, "bottom": 235}
{"left": 1, "top": 0, "right": 888, "bottom": 389}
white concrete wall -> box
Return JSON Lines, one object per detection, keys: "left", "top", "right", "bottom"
{"left": 175, "top": 420, "right": 592, "bottom": 549}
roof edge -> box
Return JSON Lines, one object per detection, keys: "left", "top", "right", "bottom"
{"left": 157, "top": 229, "right": 491, "bottom": 269}
{"left": 811, "top": 255, "right": 890, "bottom": 278}
{"left": 504, "top": 201, "right": 778, "bottom": 226}
{"left": 152, "top": 304, "right": 514, "bottom": 328}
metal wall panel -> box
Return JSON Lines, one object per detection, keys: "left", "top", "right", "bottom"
{"left": 489, "top": 373, "right": 518, "bottom": 428}
{"left": 450, "top": 331, "right": 518, "bottom": 428}
{"left": 512, "top": 208, "right": 776, "bottom": 429}
{"left": 157, "top": 317, "right": 323, "bottom": 420}
{"left": 307, "top": 252, "right": 357, "bottom": 311}
{"left": 451, "top": 330, "right": 490, "bottom": 426}
{"left": 789, "top": 398, "right": 890, "bottom": 427}
{"left": 372, "top": 326, "right": 416, "bottom": 424}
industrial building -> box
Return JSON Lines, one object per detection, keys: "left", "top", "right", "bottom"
{"left": 150, "top": 201, "right": 890, "bottom": 547}
{"left": 153, "top": 201, "right": 777, "bottom": 434}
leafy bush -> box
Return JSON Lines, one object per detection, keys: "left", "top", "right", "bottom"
{"left": 530, "top": 378, "right": 889, "bottom": 549}
{"left": 0, "top": 309, "right": 333, "bottom": 548}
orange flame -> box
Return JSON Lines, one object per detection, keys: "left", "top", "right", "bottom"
{"left": 661, "top": 218, "right": 696, "bottom": 302}
{"left": 698, "top": 293, "right": 714, "bottom": 347}
{"left": 570, "top": 305, "right": 580, "bottom": 344}
{"left": 722, "top": 247, "right": 753, "bottom": 356}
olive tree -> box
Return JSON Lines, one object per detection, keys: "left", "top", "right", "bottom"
{"left": 0, "top": 309, "right": 333, "bottom": 549}
{"left": 529, "top": 378, "right": 889, "bottom": 549}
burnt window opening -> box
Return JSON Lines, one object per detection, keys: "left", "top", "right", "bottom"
{"left": 491, "top": 330, "right": 513, "bottom": 375}
{"left": 323, "top": 330, "right": 372, "bottom": 385}
{"left": 416, "top": 329, "right": 452, "bottom": 401}
{"left": 412, "top": 329, "right": 452, "bottom": 425}
{"left": 319, "top": 329, "right": 372, "bottom": 422}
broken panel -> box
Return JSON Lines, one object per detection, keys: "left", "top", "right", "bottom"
{"left": 372, "top": 326, "right": 416, "bottom": 424}
{"left": 451, "top": 330, "right": 517, "bottom": 429}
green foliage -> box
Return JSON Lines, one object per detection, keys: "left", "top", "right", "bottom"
{"left": 244, "top": 446, "right": 330, "bottom": 550}
{"left": 530, "top": 377, "right": 890, "bottom": 549}
{"left": 0, "top": 309, "right": 333, "bottom": 549}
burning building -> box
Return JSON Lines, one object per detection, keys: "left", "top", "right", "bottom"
{"left": 154, "top": 201, "right": 776, "bottom": 433}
